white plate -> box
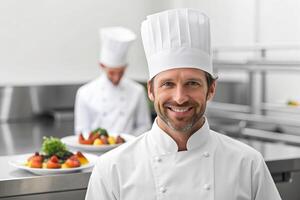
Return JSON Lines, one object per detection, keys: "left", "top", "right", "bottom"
{"left": 61, "top": 134, "right": 135, "bottom": 152}
{"left": 9, "top": 153, "right": 98, "bottom": 175}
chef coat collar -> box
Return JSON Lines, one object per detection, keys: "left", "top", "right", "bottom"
{"left": 149, "top": 117, "right": 211, "bottom": 154}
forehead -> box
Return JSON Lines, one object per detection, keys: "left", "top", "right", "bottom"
{"left": 154, "top": 68, "right": 206, "bottom": 82}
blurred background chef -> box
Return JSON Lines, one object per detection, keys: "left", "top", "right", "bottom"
{"left": 74, "top": 26, "right": 151, "bottom": 136}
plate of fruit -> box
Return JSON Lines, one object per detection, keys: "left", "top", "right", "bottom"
{"left": 9, "top": 137, "right": 98, "bottom": 175}
{"left": 61, "top": 128, "right": 135, "bottom": 152}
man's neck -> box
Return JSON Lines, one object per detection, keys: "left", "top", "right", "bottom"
{"left": 157, "top": 117, "right": 205, "bottom": 151}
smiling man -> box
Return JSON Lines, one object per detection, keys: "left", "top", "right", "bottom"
{"left": 149, "top": 68, "right": 216, "bottom": 151}
{"left": 85, "top": 9, "right": 281, "bottom": 200}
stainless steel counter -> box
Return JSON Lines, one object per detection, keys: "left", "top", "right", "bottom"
{"left": 0, "top": 118, "right": 90, "bottom": 200}
{"left": 0, "top": 117, "right": 73, "bottom": 156}
{"left": 1, "top": 119, "right": 300, "bottom": 199}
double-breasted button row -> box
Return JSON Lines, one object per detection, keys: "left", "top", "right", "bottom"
{"left": 154, "top": 156, "right": 162, "bottom": 162}
{"left": 203, "top": 151, "right": 210, "bottom": 157}
{"left": 159, "top": 186, "right": 167, "bottom": 193}
{"left": 203, "top": 183, "right": 211, "bottom": 190}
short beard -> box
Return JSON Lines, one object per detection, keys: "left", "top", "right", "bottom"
{"left": 156, "top": 104, "right": 204, "bottom": 134}
{"left": 167, "top": 120, "right": 193, "bottom": 133}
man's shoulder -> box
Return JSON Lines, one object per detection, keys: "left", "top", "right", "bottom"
{"left": 212, "top": 130, "right": 262, "bottom": 160}
{"left": 122, "top": 78, "right": 145, "bottom": 93}
{"left": 77, "top": 78, "right": 100, "bottom": 95}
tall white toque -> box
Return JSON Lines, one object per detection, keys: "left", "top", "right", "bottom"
{"left": 99, "top": 27, "right": 136, "bottom": 68}
{"left": 141, "top": 8, "right": 213, "bottom": 80}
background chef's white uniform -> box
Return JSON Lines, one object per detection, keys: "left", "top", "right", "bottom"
{"left": 74, "top": 26, "right": 151, "bottom": 136}
{"left": 75, "top": 73, "right": 151, "bottom": 136}
{"left": 85, "top": 119, "right": 281, "bottom": 200}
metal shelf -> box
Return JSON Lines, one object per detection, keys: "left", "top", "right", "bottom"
{"left": 209, "top": 44, "right": 300, "bottom": 138}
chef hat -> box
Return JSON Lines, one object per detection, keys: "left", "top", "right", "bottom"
{"left": 99, "top": 26, "right": 136, "bottom": 68}
{"left": 141, "top": 8, "right": 214, "bottom": 80}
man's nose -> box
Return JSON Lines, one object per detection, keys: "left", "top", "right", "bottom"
{"left": 173, "top": 85, "right": 188, "bottom": 105}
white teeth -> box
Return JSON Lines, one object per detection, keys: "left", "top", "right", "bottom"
{"left": 170, "top": 107, "right": 189, "bottom": 112}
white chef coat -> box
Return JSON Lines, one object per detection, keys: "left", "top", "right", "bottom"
{"left": 75, "top": 74, "right": 151, "bottom": 136}
{"left": 85, "top": 118, "right": 281, "bottom": 200}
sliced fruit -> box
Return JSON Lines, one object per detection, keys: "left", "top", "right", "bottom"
{"left": 93, "top": 138, "right": 103, "bottom": 145}
{"left": 116, "top": 135, "right": 126, "bottom": 144}
{"left": 46, "top": 160, "right": 61, "bottom": 169}
{"left": 50, "top": 155, "right": 59, "bottom": 163}
{"left": 100, "top": 135, "right": 109, "bottom": 144}
{"left": 108, "top": 136, "right": 116, "bottom": 145}
{"left": 75, "top": 152, "right": 89, "bottom": 165}
{"left": 88, "top": 132, "right": 100, "bottom": 143}
{"left": 27, "top": 152, "right": 44, "bottom": 168}
{"left": 27, "top": 152, "right": 43, "bottom": 162}
{"left": 46, "top": 155, "right": 61, "bottom": 169}
{"left": 42, "top": 162, "right": 47, "bottom": 168}
{"left": 61, "top": 163, "right": 68, "bottom": 168}
{"left": 78, "top": 133, "right": 93, "bottom": 145}
{"left": 28, "top": 160, "right": 43, "bottom": 168}
{"left": 64, "top": 156, "right": 81, "bottom": 168}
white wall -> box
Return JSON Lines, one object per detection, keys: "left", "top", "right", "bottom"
{"left": 1, "top": 0, "right": 300, "bottom": 104}
{"left": 0, "top": 0, "right": 153, "bottom": 85}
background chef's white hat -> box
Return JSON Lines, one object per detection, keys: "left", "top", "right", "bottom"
{"left": 141, "top": 8, "right": 214, "bottom": 79}
{"left": 99, "top": 26, "right": 136, "bottom": 68}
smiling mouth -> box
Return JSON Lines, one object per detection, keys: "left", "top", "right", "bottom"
{"left": 167, "top": 106, "right": 193, "bottom": 113}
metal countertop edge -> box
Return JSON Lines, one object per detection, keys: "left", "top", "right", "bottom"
{"left": 0, "top": 171, "right": 91, "bottom": 198}
{"left": 2, "top": 157, "right": 300, "bottom": 197}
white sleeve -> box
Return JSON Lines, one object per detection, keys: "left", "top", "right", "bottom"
{"left": 85, "top": 159, "right": 117, "bottom": 200}
{"left": 74, "top": 89, "right": 92, "bottom": 135}
{"left": 252, "top": 155, "right": 282, "bottom": 200}
{"left": 132, "top": 89, "right": 152, "bottom": 136}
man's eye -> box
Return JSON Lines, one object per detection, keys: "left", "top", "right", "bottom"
{"left": 187, "top": 81, "right": 200, "bottom": 87}
{"left": 161, "top": 82, "right": 174, "bottom": 88}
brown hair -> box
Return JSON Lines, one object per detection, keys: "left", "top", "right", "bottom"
{"left": 205, "top": 72, "right": 217, "bottom": 88}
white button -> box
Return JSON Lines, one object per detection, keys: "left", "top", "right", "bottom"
{"left": 154, "top": 156, "right": 162, "bottom": 162}
{"left": 203, "top": 152, "right": 210, "bottom": 157}
{"left": 160, "top": 186, "right": 167, "bottom": 193}
{"left": 203, "top": 184, "right": 210, "bottom": 190}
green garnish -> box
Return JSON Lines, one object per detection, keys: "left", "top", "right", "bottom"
{"left": 92, "top": 128, "right": 108, "bottom": 137}
{"left": 41, "top": 136, "right": 72, "bottom": 158}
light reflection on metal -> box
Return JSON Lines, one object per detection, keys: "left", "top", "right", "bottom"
{"left": 0, "top": 123, "right": 14, "bottom": 155}
{"left": 0, "top": 87, "right": 13, "bottom": 122}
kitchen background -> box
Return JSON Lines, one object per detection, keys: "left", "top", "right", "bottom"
{"left": 0, "top": 0, "right": 299, "bottom": 87}
{"left": 1, "top": 0, "right": 300, "bottom": 199}
{"left": 1, "top": 0, "right": 300, "bottom": 114}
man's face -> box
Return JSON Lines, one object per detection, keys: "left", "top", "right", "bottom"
{"left": 148, "top": 68, "right": 216, "bottom": 134}
{"left": 100, "top": 63, "right": 126, "bottom": 86}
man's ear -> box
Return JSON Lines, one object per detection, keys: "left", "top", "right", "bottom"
{"left": 207, "top": 81, "right": 217, "bottom": 101}
{"left": 147, "top": 80, "right": 154, "bottom": 101}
